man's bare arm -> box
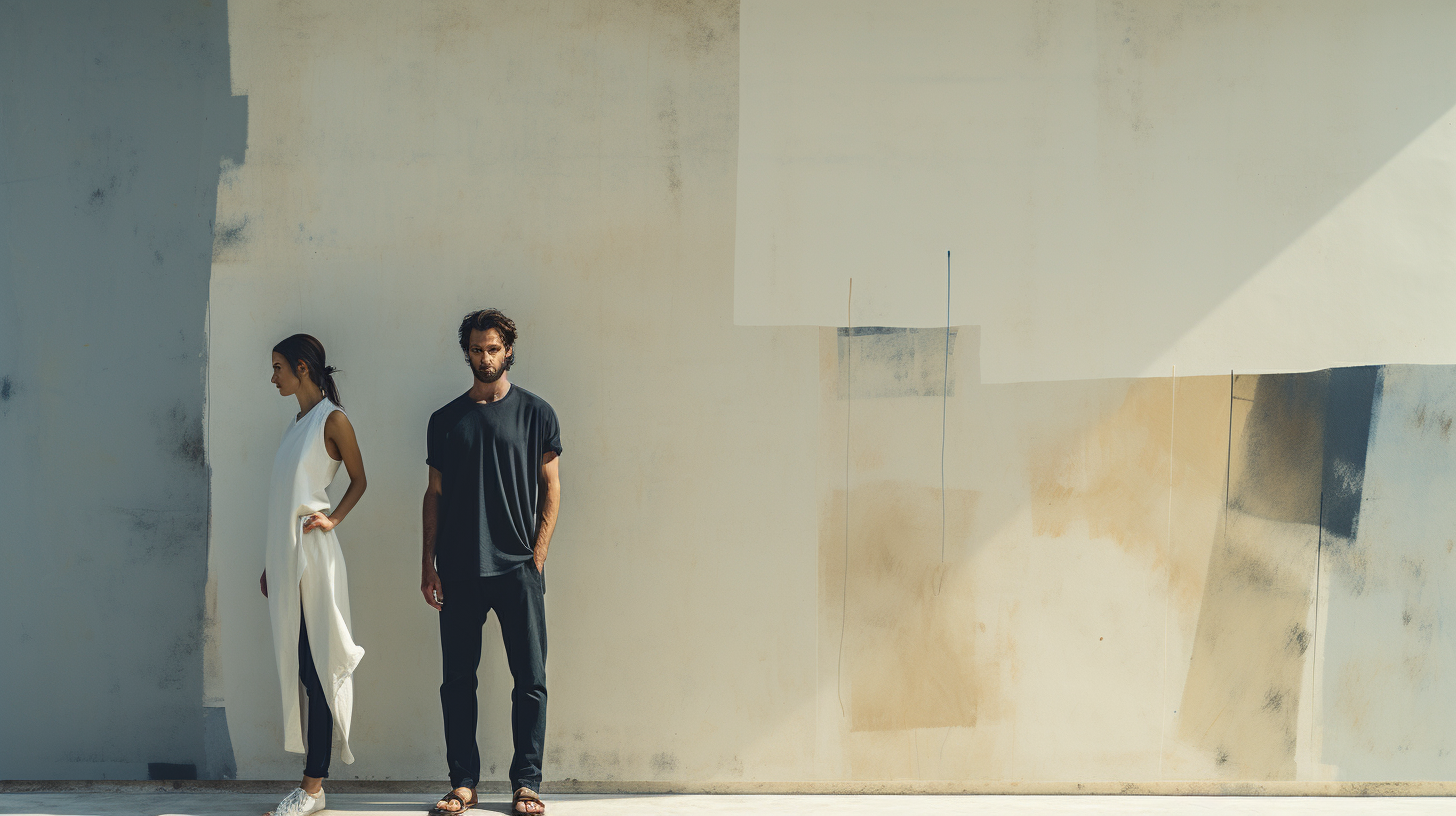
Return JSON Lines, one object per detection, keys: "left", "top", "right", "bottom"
{"left": 533, "top": 452, "right": 560, "bottom": 571}
{"left": 421, "top": 466, "right": 444, "bottom": 610}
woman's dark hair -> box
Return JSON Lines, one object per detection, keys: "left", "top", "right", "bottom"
{"left": 457, "top": 308, "right": 517, "bottom": 371}
{"left": 273, "top": 333, "right": 342, "bottom": 407}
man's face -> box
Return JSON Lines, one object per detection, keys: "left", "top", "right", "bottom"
{"left": 467, "top": 328, "right": 511, "bottom": 384}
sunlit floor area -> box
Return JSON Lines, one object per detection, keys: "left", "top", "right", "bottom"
{"left": 4, "top": 793, "right": 1456, "bottom": 816}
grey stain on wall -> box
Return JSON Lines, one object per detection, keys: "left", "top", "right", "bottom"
{"left": 212, "top": 215, "right": 250, "bottom": 261}
{"left": 837, "top": 327, "right": 959, "bottom": 400}
{"left": 157, "top": 401, "right": 207, "bottom": 469}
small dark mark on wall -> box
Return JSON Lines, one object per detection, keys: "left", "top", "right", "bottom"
{"left": 156, "top": 401, "right": 206, "bottom": 468}
{"left": 112, "top": 507, "right": 206, "bottom": 562}
{"left": 1262, "top": 689, "right": 1284, "bottom": 713}
{"left": 1286, "top": 623, "right": 1309, "bottom": 655}
{"left": 658, "top": 86, "right": 683, "bottom": 201}
{"left": 1, "top": 375, "right": 12, "bottom": 400}
{"left": 650, "top": 752, "right": 678, "bottom": 774}
{"left": 212, "top": 214, "right": 249, "bottom": 260}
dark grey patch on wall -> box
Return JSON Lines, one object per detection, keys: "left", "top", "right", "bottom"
{"left": 837, "top": 327, "right": 959, "bottom": 399}
{"left": 147, "top": 762, "right": 197, "bottom": 781}
{"left": 1230, "top": 371, "right": 1330, "bottom": 527}
{"left": 0, "top": 0, "right": 245, "bottom": 781}
{"left": 1320, "top": 366, "right": 1381, "bottom": 540}
{"left": 201, "top": 708, "right": 238, "bottom": 780}
{"left": 650, "top": 751, "right": 678, "bottom": 775}
{"left": 1228, "top": 365, "right": 1380, "bottom": 539}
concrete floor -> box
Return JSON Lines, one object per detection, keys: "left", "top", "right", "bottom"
{"left": 3, "top": 793, "right": 1456, "bottom": 816}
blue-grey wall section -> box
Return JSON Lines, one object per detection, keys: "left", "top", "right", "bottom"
{"left": 0, "top": 0, "right": 244, "bottom": 779}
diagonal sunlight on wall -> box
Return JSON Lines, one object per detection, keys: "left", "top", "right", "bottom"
{"left": 733, "top": 0, "right": 1456, "bottom": 383}
{"left": 1147, "top": 106, "right": 1456, "bottom": 378}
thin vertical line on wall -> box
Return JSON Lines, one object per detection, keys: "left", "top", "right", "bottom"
{"left": 838, "top": 278, "right": 853, "bottom": 717}
{"left": 1158, "top": 366, "right": 1176, "bottom": 778}
{"left": 937, "top": 251, "right": 949, "bottom": 596}
{"left": 1225, "top": 371, "right": 1234, "bottom": 515}
{"left": 1311, "top": 490, "right": 1325, "bottom": 756}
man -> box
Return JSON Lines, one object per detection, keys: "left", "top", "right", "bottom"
{"left": 423, "top": 309, "right": 561, "bottom": 816}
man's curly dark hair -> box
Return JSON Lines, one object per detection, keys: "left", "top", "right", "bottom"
{"left": 458, "top": 308, "right": 517, "bottom": 371}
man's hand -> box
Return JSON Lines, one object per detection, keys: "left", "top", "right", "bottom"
{"left": 260, "top": 569, "right": 268, "bottom": 598}
{"left": 421, "top": 565, "right": 444, "bottom": 611}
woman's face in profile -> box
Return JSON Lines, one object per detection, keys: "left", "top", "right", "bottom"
{"left": 270, "top": 351, "right": 303, "bottom": 397}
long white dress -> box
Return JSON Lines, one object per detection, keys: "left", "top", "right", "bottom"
{"left": 264, "top": 397, "right": 365, "bottom": 765}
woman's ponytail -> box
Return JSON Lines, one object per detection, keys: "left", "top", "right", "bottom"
{"left": 321, "top": 364, "right": 343, "bottom": 408}
{"left": 272, "top": 333, "right": 343, "bottom": 408}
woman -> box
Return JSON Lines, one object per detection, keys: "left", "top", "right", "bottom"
{"left": 259, "top": 334, "right": 367, "bottom": 816}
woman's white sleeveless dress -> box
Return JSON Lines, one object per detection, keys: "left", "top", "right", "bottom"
{"left": 264, "top": 397, "right": 365, "bottom": 765}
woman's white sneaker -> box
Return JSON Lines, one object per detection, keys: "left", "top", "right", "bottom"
{"left": 268, "top": 786, "right": 325, "bottom": 816}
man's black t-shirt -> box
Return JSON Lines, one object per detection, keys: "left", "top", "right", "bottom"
{"left": 427, "top": 385, "right": 562, "bottom": 578}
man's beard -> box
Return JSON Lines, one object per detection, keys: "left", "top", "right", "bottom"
{"left": 472, "top": 361, "right": 505, "bottom": 383}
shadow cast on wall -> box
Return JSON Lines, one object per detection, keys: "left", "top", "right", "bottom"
{"left": 0, "top": 0, "right": 246, "bottom": 781}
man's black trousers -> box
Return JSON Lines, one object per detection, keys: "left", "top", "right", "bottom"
{"left": 439, "top": 563, "right": 547, "bottom": 792}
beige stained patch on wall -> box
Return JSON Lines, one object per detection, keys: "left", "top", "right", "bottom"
{"left": 1178, "top": 374, "right": 1322, "bottom": 780}
{"left": 823, "top": 484, "right": 982, "bottom": 733}
{"left": 815, "top": 328, "right": 1241, "bottom": 780}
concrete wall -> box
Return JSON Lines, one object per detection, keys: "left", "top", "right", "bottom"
{"left": 0, "top": 0, "right": 245, "bottom": 780}
{"left": 10, "top": 0, "right": 1456, "bottom": 787}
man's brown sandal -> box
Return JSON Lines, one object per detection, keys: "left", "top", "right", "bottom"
{"left": 429, "top": 788, "right": 477, "bottom": 815}
{"left": 513, "top": 787, "right": 546, "bottom": 814}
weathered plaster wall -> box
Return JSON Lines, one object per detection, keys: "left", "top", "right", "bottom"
{"left": 203, "top": 0, "right": 1456, "bottom": 786}
{"left": 12, "top": 0, "right": 1456, "bottom": 788}
{"left": 0, "top": 0, "right": 245, "bottom": 780}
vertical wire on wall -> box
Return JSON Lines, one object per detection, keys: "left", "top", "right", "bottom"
{"left": 1157, "top": 365, "right": 1176, "bottom": 777}
{"left": 1225, "top": 371, "right": 1235, "bottom": 521}
{"left": 838, "top": 278, "right": 853, "bottom": 717}
{"left": 936, "top": 251, "right": 950, "bottom": 596}
{"left": 1311, "top": 490, "right": 1325, "bottom": 757}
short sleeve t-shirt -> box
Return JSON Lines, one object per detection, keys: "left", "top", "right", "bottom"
{"left": 427, "top": 385, "right": 563, "bottom": 578}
